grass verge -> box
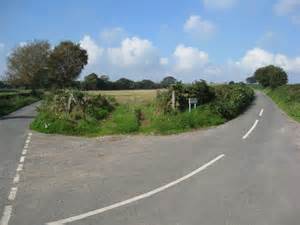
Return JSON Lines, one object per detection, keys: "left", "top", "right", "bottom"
{"left": 265, "top": 85, "right": 300, "bottom": 122}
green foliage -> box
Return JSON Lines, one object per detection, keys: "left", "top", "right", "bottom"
{"left": 213, "top": 84, "right": 254, "bottom": 119}
{"left": 48, "top": 41, "right": 88, "bottom": 88}
{"left": 6, "top": 40, "right": 51, "bottom": 89}
{"left": 31, "top": 90, "right": 115, "bottom": 135}
{"left": 254, "top": 65, "right": 288, "bottom": 88}
{"left": 266, "top": 85, "right": 300, "bottom": 122}
{"left": 160, "top": 76, "right": 177, "bottom": 88}
{"left": 0, "top": 93, "right": 39, "bottom": 117}
{"left": 246, "top": 76, "right": 256, "bottom": 84}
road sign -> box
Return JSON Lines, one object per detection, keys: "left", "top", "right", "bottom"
{"left": 188, "top": 98, "right": 198, "bottom": 112}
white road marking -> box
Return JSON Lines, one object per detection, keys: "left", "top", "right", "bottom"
{"left": 243, "top": 119, "right": 259, "bottom": 139}
{"left": 46, "top": 154, "right": 225, "bottom": 225}
{"left": 25, "top": 139, "right": 30, "bottom": 144}
{"left": 8, "top": 187, "right": 18, "bottom": 201}
{"left": 259, "top": 108, "right": 264, "bottom": 117}
{"left": 28, "top": 132, "right": 32, "bottom": 136}
{"left": 22, "top": 148, "right": 27, "bottom": 155}
{"left": 0, "top": 205, "right": 12, "bottom": 225}
{"left": 13, "top": 173, "right": 20, "bottom": 184}
{"left": 16, "top": 164, "right": 23, "bottom": 172}
{"left": 19, "top": 156, "right": 25, "bottom": 163}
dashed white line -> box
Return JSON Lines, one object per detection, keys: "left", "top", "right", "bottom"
{"left": 0, "top": 205, "right": 12, "bottom": 225}
{"left": 46, "top": 154, "right": 225, "bottom": 225}
{"left": 259, "top": 108, "right": 264, "bottom": 117}
{"left": 19, "top": 156, "right": 25, "bottom": 163}
{"left": 16, "top": 164, "right": 23, "bottom": 172}
{"left": 243, "top": 119, "right": 259, "bottom": 139}
{"left": 8, "top": 187, "right": 18, "bottom": 201}
{"left": 13, "top": 173, "right": 20, "bottom": 184}
{"left": 22, "top": 148, "right": 27, "bottom": 155}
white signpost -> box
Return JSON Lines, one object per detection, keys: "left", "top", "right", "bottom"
{"left": 188, "top": 98, "right": 198, "bottom": 112}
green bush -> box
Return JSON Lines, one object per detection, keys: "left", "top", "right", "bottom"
{"left": 254, "top": 65, "right": 288, "bottom": 88}
{"left": 213, "top": 84, "right": 254, "bottom": 119}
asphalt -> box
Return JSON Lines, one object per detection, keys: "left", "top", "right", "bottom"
{"left": 0, "top": 103, "right": 38, "bottom": 221}
{"left": 1, "top": 92, "right": 300, "bottom": 225}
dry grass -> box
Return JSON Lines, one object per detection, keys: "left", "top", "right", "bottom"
{"left": 86, "top": 89, "right": 164, "bottom": 104}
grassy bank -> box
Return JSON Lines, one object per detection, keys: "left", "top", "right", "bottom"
{"left": 265, "top": 85, "right": 300, "bottom": 122}
{"left": 31, "top": 85, "right": 254, "bottom": 136}
{"left": 0, "top": 91, "right": 40, "bottom": 117}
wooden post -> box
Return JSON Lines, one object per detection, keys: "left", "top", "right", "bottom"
{"left": 172, "top": 90, "right": 175, "bottom": 110}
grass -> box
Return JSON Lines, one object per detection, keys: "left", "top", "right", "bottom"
{"left": 265, "top": 84, "right": 300, "bottom": 122}
{"left": 31, "top": 85, "right": 254, "bottom": 136}
{"left": 86, "top": 89, "right": 162, "bottom": 105}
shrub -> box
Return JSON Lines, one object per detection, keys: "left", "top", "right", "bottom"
{"left": 213, "top": 84, "right": 254, "bottom": 119}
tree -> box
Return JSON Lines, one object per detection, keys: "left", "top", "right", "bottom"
{"left": 228, "top": 81, "right": 235, "bottom": 85}
{"left": 48, "top": 41, "right": 88, "bottom": 88}
{"left": 254, "top": 65, "right": 287, "bottom": 88}
{"left": 83, "top": 73, "right": 98, "bottom": 90}
{"left": 161, "top": 76, "right": 177, "bottom": 88}
{"left": 246, "top": 76, "right": 256, "bottom": 84}
{"left": 270, "top": 70, "right": 288, "bottom": 89}
{"left": 6, "top": 40, "right": 51, "bottom": 89}
{"left": 114, "top": 78, "right": 136, "bottom": 90}
{"left": 135, "top": 79, "right": 158, "bottom": 89}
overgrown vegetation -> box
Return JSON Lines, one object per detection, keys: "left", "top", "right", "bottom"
{"left": 265, "top": 85, "right": 300, "bottom": 122}
{"left": 31, "top": 83, "right": 254, "bottom": 136}
{"left": 0, "top": 91, "right": 40, "bottom": 117}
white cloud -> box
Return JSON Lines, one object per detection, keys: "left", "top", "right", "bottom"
{"left": 232, "top": 48, "right": 300, "bottom": 81}
{"left": 173, "top": 44, "right": 209, "bottom": 72}
{"left": 274, "top": 0, "right": 300, "bottom": 24}
{"left": 202, "top": 0, "right": 237, "bottom": 10}
{"left": 160, "top": 57, "right": 169, "bottom": 65}
{"left": 80, "top": 35, "right": 103, "bottom": 65}
{"left": 107, "top": 37, "right": 159, "bottom": 68}
{"left": 184, "top": 15, "right": 215, "bottom": 39}
{"left": 100, "top": 27, "right": 126, "bottom": 46}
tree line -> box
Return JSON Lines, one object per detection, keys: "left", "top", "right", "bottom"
{"left": 1, "top": 39, "right": 178, "bottom": 90}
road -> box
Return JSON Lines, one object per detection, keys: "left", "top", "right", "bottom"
{"left": 1, "top": 92, "right": 300, "bottom": 225}
{"left": 0, "top": 103, "right": 38, "bottom": 225}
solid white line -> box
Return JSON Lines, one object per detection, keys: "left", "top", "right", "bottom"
{"left": 19, "top": 156, "right": 25, "bottom": 163}
{"left": 259, "top": 108, "right": 264, "bottom": 117}
{"left": 242, "top": 119, "right": 259, "bottom": 139}
{"left": 13, "top": 173, "right": 20, "bottom": 184}
{"left": 16, "top": 164, "right": 23, "bottom": 172}
{"left": 8, "top": 187, "right": 18, "bottom": 201}
{"left": 46, "top": 154, "right": 225, "bottom": 225}
{"left": 0, "top": 205, "right": 12, "bottom": 225}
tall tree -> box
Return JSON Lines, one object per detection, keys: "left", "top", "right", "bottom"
{"left": 254, "top": 65, "right": 287, "bottom": 88}
{"left": 48, "top": 41, "right": 88, "bottom": 88}
{"left": 83, "top": 73, "right": 99, "bottom": 90}
{"left": 6, "top": 40, "right": 51, "bottom": 89}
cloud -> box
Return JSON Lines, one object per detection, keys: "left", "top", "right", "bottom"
{"left": 80, "top": 35, "right": 103, "bottom": 65}
{"left": 173, "top": 44, "right": 209, "bottom": 73}
{"left": 230, "top": 47, "right": 300, "bottom": 82}
{"left": 160, "top": 57, "right": 169, "bottom": 66}
{"left": 107, "top": 37, "right": 160, "bottom": 69}
{"left": 0, "top": 43, "right": 4, "bottom": 49}
{"left": 184, "top": 15, "right": 216, "bottom": 39}
{"left": 202, "top": 0, "right": 237, "bottom": 10}
{"left": 100, "top": 27, "right": 127, "bottom": 46}
{"left": 274, "top": 0, "right": 300, "bottom": 24}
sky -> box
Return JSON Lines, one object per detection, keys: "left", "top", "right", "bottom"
{"left": 0, "top": 0, "right": 300, "bottom": 83}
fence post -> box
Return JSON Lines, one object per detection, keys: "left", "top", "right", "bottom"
{"left": 172, "top": 90, "right": 175, "bottom": 110}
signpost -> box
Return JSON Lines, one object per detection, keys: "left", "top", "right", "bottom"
{"left": 188, "top": 98, "right": 198, "bottom": 112}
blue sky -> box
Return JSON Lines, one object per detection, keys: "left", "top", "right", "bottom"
{"left": 0, "top": 0, "right": 300, "bottom": 82}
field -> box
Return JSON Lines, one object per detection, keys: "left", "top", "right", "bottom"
{"left": 86, "top": 89, "right": 162, "bottom": 105}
